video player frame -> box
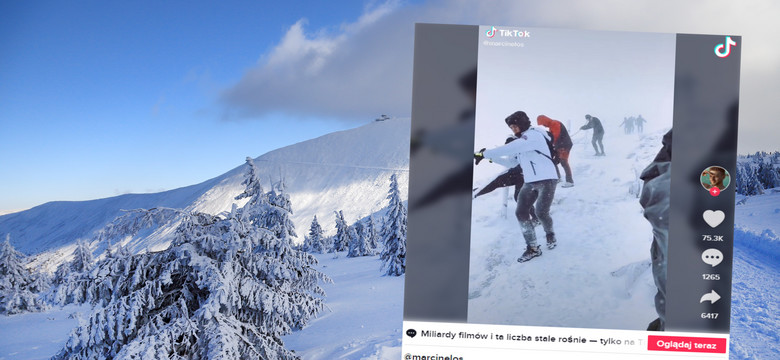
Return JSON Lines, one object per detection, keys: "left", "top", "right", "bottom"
{"left": 469, "top": 27, "right": 675, "bottom": 331}
{"left": 405, "top": 23, "right": 740, "bottom": 358}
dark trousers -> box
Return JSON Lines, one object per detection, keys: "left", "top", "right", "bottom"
{"left": 557, "top": 148, "right": 574, "bottom": 184}
{"left": 474, "top": 168, "right": 538, "bottom": 222}
{"left": 591, "top": 133, "right": 605, "bottom": 155}
{"left": 474, "top": 167, "right": 523, "bottom": 198}
{"left": 515, "top": 179, "right": 557, "bottom": 247}
{"left": 560, "top": 160, "right": 573, "bottom": 184}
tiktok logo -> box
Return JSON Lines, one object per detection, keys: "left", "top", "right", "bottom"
{"left": 486, "top": 26, "right": 496, "bottom": 38}
{"left": 714, "top": 36, "right": 737, "bottom": 58}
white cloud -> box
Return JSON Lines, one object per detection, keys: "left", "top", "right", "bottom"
{"left": 221, "top": 0, "right": 409, "bottom": 121}
{"left": 220, "top": 0, "right": 779, "bottom": 151}
{"left": 264, "top": 19, "right": 338, "bottom": 75}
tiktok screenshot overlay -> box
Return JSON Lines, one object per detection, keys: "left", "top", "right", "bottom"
{"left": 405, "top": 24, "right": 740, "bottom": 359}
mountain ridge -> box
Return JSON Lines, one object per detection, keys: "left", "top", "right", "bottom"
{"left": 0, "top": 118, "right": 410, "bottom": 258}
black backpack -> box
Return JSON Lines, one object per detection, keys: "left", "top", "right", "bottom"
{"left": 557, "top": 124, "right": 573, "bottom": 149}
{"left": 535, "top": 130, "right": 560, "bottom": 165}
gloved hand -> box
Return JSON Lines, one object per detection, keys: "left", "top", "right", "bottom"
{"left": 474, "top": 148, "right": 486, "bottom": 165}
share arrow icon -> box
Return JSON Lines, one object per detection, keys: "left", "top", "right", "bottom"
{"left": 700, "top": 290, "right": 721, "bottom": 304}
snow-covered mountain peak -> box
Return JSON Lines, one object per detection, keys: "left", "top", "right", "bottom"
{"left": 0, "top": 118, "right": 410, "bottom": 269}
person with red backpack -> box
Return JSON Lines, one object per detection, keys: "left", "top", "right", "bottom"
{"left": 537, "top": 115, "right": 574, "bottom": 187}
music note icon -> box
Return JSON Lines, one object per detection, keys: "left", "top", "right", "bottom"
{"left": 714, "top": 36, "right": 737, "bottom": 58}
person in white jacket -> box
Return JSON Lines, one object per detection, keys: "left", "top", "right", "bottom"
{"left": 475, "top": 111, "right": 559, "bottom": 262}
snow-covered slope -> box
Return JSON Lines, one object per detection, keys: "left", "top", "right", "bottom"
{"left": 283, "top": 254, "right": 404, "bottom": 359}
{"left": 467, "top": 128, "right": 667, "bottom": 330}
{"left": 0, "top": 118, "right": 410, "bottom": 262}
{"left": 730, "top": 190, "right": 780, "bottom": 359}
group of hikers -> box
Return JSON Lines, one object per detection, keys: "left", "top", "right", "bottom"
{"left": 473, "top": 111, "right": 610, "bottom": 262}
{"left": 619, "top": 114, "right": 647, "bottom": 134}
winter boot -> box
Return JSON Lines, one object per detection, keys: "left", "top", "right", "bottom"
{"left": 546, "top": 233, "right": 557, "bottom": 250}
{"left": 517, "top": 245, "right": 542, "bottom": 263}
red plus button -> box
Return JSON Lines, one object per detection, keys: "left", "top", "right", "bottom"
{"left": 648, "top": 335, "right": 727, "bottom": 353}
{"left": 710, "top": 187, "right": 721, "bottom": 196}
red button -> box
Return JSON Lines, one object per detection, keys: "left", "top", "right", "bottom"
{"left": 710, "top": 187, "right": 721, "bottom": 196}
{"left": 648, "top": 335, "right": 726, "bottom": 353}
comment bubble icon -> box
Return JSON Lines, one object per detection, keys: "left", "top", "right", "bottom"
{"left": 406, "top": 329, "right": 417, "bottom": 338}
{"left": 702, "top": 249, "right": 724, "bottom": 267}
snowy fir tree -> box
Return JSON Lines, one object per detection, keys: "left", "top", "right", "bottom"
{"left": 262, "top": 180, "right": 297, "bottom": 242}
{"left": 380, "top": 174, "right": 407, "bottom": 276}
{"left": 736, "top": 162, "right": 765, "bottom": 196}
{"left": 53, "top": 157, "right": 330, "bottom": 360}
{"left": 26, "top": 266, "right": 51, "bottom": 295}
{"left": 365, "top": 216, "right": 380, "bottom": 253}
{"left": 347, "top": 221, "right": 361, "bottom": 258}
{"left": 70, "top": 240, "right": 95, "bottom": 273}
{"left": 332, "top": 210, "right": 351, "bottom": 252}
{"left": 54, "top": 207, "right": 167, "bottom": 293}
{"left": 323, "top": 235, "right": 335, "bottom": 254}
{"left": 303, "top": 215, "right": 326, "bottom": 254}
{"left": 0, "top": 235, "right": 47, "bottom": 315}
{"left": 757, "top": 161, "right": 780, "bottom": 189}
{"left": 736, "top": 152, "right": 780, "bottom": 195}
{"left": 348, "top": 217, "right": 375, "bottom": 257}
{"left": 93, "top": 207, "right": 182, "bottom": 248}
{"left": 52, "top": 262, "right": 70, "bottom": 287}
{"left": 52, "top": 239, "right": 97, "bottom": 305}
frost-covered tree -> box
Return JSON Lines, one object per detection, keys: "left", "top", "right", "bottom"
{"left": 0, "top": 235, "right": 47, "bottom": 314}
{"left": 303, "top": 215, "right": 326, "bottom": 254}
{"left": 332, "top": 210, "right": 351, "bottom": 252}
{"left": 70, "top": 240, "right": 94, "bottom": 274}
{"left": 55, "top": 206, "right": 168, "bottom": 291}
{"left": 347, "top": 221, "right": 361, "bottom": 258}
{"left": 757, "top": 161, "right": 780, "bottom": 190}
{"left": 380, "top": 174, "right": 407, "bottom": 276}
{"left": 736, "top": 163, "right": 764, "bottom": 196}
{"left": 52, "top": 239, "right": 97, "bottom": 305}
{"left": 365, "top": 216, "right": 380, "bottom": 253}
{"left": 348, "top": 217, "right": 375, "bottom": 257}
{"left": 54, "top": 239, "right": 95, "bottom": 283}
{"left": 94, "top": 207, "right": 181, "bottom": 248}
{"left": 263, "top": 180, "right": 297, "bottom": 242}
{"left": 735, "top": 152, "right": 780, "bottom": 195}
{"left": 53, "top": 157, "right": 329, "bottom": 360}
{"left": 323, "top": 235, "right": 335, "bottom": 254}
{"left": 52, "top": 262, "right": 70, "bottom": 287}
{"left": 27, "top": 267, "right": 51, "bottom": 295}
{"left": 103, "top": 240, "right": 132, "bottom": 260}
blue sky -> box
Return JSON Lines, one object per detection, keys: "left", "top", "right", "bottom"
{"left": 1, "top": 0, "right": 778, "bottom": 212}
{"left": 0, "top": 1, "right": 404, "bottom": 211}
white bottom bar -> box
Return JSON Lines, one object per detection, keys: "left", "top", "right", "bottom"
{"left": 402, "top": 321, "right": 729, "bottom": 359}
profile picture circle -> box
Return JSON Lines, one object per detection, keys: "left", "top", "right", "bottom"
{"left": 701, "top": 166, "right": 730, "bottom": 192}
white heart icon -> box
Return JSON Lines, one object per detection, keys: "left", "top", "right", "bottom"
{"left": 703, "top": 210, "right": 725, "bottom": 228}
